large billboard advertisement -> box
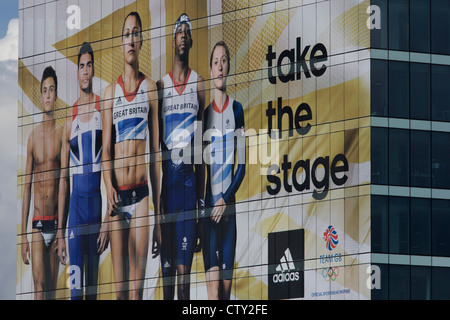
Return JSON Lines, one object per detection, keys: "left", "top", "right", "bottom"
{"left": 17, "top": 0, "right": 371, "bottom": 300}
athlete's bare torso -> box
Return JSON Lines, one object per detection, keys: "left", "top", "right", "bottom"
{"left": 30, "top": 121, "right": 63, "bottom": 218}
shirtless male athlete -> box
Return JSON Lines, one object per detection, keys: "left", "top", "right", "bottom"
{"left": 21, "top": 66, "right": 63, "bottom": 300}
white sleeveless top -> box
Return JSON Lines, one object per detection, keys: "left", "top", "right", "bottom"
{"left": 160, "top": 69, "right": 199, "bottom": 154}
{"left": 113, "top": 73, "right": 149, "bottom": 143}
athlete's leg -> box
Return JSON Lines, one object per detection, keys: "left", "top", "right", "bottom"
{"left": 176, "top": 264, "right": 191, "bottom": 300}
{"left": 109, "top": 215, "right": 129, "bottom": 300}
{"left": 68, "top": 224, "right": 84, "bottom": 300}
{"left": 47, "top": 236, "right": 59, "bottom": 300}
{"left": 220, "top": 212, "right": 237, "bottom": 300}
{"left": 85, "top": 226, "right": 100, "bottom": 300}
{"left": 202, "top": 215, "right": 221, "bottom": 300}
{"left": 160, "top": 218, "right": 176, "bottom": 299}
{"left": 68, "top": 196, "right": 84, "bottom": 300}
{"left": 174, "top": 185, "right": 197, "bottom": 300}
{"left": 175, "top": 213, "right": 196, "bottom": 300}
{"left": 205, "top": 266, "right": 220, "bottom": 300}
{"left": 160, "top": 185, "right": 176, "bottom": 300}
{"left": 85, "top": 196, "right": 101, "bottom": 300}
{"left": 31, "top": 230, "right": 46, "bottom": 300}
{"left": 128, "top": 196, "right": 149, "bottom": 300}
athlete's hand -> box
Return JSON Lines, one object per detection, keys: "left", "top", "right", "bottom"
{"left": 195, "top": 219, "right": 203, "bottom": 253}
{"left": 57, "top": 237, "right": 67, "bottom": 265}
{"left": 152, "top": 222, "right": 162, "bottom": 258}
{"left": 195, "top": 199, "right": 205, "bottom": 253}
{"left": 211, "top": 197, "right": 226, "bottom": 223}
{"left": 97, "top": 222, "right": 109, "bottom": 255}
{"left": 152, "top": 202, "right": 163, "bottom": 258}
{"left": 106, "top": 185, "right": 119, "bottom": 216}
{"left": 21, "top": 235, "right": 30, "bottom": 265}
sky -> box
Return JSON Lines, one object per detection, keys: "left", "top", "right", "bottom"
{"left": 0, "top": 0, "right": 19, "bottom": 300}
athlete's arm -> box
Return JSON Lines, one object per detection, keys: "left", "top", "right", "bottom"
{"left": 211, "top": 102, "right": 246, "bottom": 223}
{"left": 196, "top": 75, "right": 206, "bottom": 203}
{"left": 102, "top": 83, "right": 119, "bottom": 215}
{"left": 21, "top": 132, "right": 34, "bottom": 265}
{"left": 148, "top": 78, "right": 162, "bottom": 258}
{"left": 222, "top": 101, "right": 245, "bottom": 203}
{"left": 195, "top": 76, "right": 206, "bottom": 244}
{"left": 148, "top": 78, "right": 160, "bottom": 215}
{"left": 97, "top": 213, "right": 110, "bottom": 255}
{"left": 152, "top": 79, "right": 165, "bottom": 258}
{"left": 56, "top": 117, "right": 71, "bottom": 264}
{"left": 97, "top": 95, "right": 110, "bottom": 255}
{"left": 156, "top": 78, "right": 164, "bottom": 215}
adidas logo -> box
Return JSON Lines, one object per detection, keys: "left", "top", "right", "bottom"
{"left": 70, "top": 231, "right": 75, "bottom": 239}
{"left": 275, "top": 248, "right": 295, "bottom": 272}
{"left": 273, "top": 248, "right": 300, "bottom": 283}
{"left": 36, "top": 221, "right": 42, "bottom": 228}
{"left": 74, "top": 124, "right": 80, "bottom": 132}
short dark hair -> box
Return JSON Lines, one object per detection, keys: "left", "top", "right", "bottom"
{"left": 210, "top": 41, "right": 231, "bottom": 74}
{"left": 40, "top": 66, "right": 58, "bottom": 93}
{"left": 78, "top": 42, "right": 94, "bottom": 67}
{"left": 122, "top": 11, "right": 143, "bottom": 41}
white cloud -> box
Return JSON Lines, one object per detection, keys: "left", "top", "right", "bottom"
{"left": 0, "top": 18, "right": 18, "bottom": 62}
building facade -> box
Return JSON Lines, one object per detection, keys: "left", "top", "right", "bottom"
{"left": 16, "top": 0, "right": 448, "bottom": 300}
{"left": 370, "top": 0, "right": 450, "bottom": 300}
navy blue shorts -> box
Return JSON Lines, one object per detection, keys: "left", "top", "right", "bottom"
{"left": 201, "top": 204, "right": 236, "bottom": 280}
{"left": 160, "top": 160, "right": 197, "bottom": 276}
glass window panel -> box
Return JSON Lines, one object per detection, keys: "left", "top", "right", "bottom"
{"left": 432, "top": 267, "right": 450, "bottom": 300}
{"left": 371, "top": 264, "right": 389, "bottom": 300}
{"left": 410, "top": 198, "right": 431, "bottom": 255}
{"left": 371, "top": 60, "right": 388, "bottom": 117}
{"left": 370, "top": 0, "right": 388, "bottom": 49}
{"left": 389, "top": 265, "right": 410, "bottom": 300}
{"left": 431, "top": 0, "right": 450, "bottom": 55}
{"left": 389, "top": 197, "right": 410, "bottom": 254}
{"left": 431, "top": 65, "right": 450, "bottom": 122}
{"left": 410, "top": 0, "right": 430, "bottom": 53}
{"left": 432, "top": 132, "right": 450, "bottom": 189}
{"left": 410, "top": 130, "right": 430, "bottom": 188}
{"left": 411, "top": 266, "right": 431, "bottom": 300}
{"left": 389, "top": 61, "right": 409, "bottom": 118}
{"left": 371, "top": 196, "right": 389, "bottom": 253}
{"left": 432, "top": 199, "right": 450, "bottom": 257}
{"left": 371, "top": 127, "right": 388, "bottom": 185}
{"left": 389, "top": 129, "right": 409, "bottom": 186}
{"left": 410, "top": 63, "right": 430, "bottom": 120}
{"left": 389, "top": 0, "right": 409, "bottom": 51}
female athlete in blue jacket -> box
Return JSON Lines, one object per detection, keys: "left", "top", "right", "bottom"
{"left": 202, "top": 41, "right": 246, "bottom": 300}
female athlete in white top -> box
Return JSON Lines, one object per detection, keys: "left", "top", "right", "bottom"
{"left": 102, "top": 11, "right": 160, "bottom": 300}
{"left": 202, "top": 41, "right": 246, "bottom": 300}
